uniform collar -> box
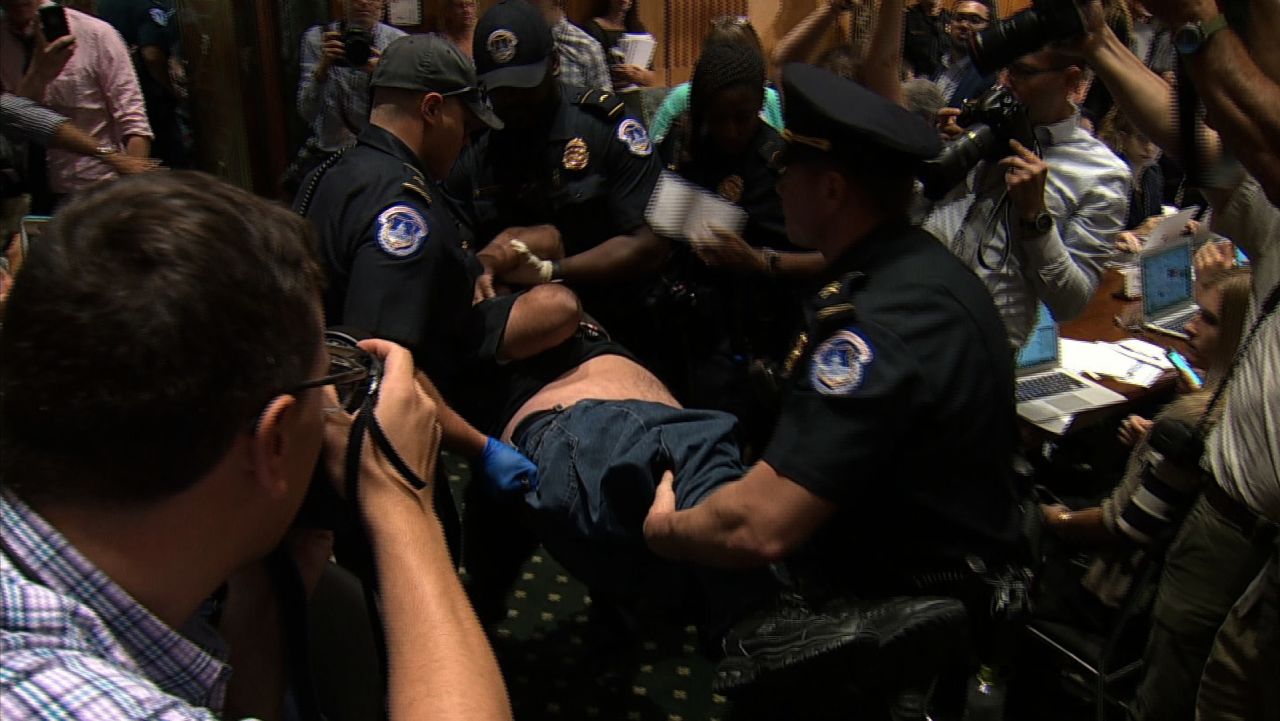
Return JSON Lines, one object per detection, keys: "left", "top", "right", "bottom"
{"left": 824, "top": 219, "right": 915, "bottom": 279}
{"left": 547, "top": 88, "right": 577, "bottom": 141}
{"left": 359, "top": 124, "right": 430, "bottom": 177}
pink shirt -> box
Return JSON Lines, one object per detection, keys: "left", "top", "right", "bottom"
{"left": 1, "top": 8, "right": 152, "bottom": 193}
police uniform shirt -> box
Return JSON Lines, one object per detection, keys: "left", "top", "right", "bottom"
{"left": 664, "top": 122, "right": 793, "bottom": 252}
{"left": 447, "top": 86, "right": 661, "bottom": 256}
{"left": 96, "top": 0, "right": 177, "bottom": 51}
{"left": 298, "top": 124, "right": 490, "bottom": 386}
{"left": 761, "top": 222, "right": 1022, "bottom": 586}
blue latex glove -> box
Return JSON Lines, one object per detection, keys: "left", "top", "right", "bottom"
{"left": 480, "top": 437, "right": 539, "bottom": 496}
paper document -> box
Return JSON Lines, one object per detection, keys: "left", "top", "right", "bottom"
{"left": 612, "top": 33, "right": 655, "bottom": 91}
{"left": 645, "top": 171, "right": 747, "bottom": 241}
{"left": 1057, "top": 338, "right": 1168, "bottom": 388}
{"left": 1143, "top": 207, "right": 1199, "bottom": 253}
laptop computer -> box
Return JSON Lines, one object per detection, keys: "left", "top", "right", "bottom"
{"left": 1140, "top": 240, "right": 1197, "bottom": 339}
{"left": 1016, "top": 305, "right": 1127, "bottom": 422}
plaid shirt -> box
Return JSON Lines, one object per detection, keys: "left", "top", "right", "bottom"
{"left": 552, "top": 17, "right": 612, "bottom": 93}
{"left": 297, "top": 22, "right": 406, "bottom": 152}
{"left": 0, "top": 491, "right": 229, "bottom": 720}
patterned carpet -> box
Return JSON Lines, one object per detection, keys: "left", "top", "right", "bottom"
{"left": 442, "top": 454, "right": 730, "bottom": 721}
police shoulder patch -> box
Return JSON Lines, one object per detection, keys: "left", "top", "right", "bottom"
{"left": 149, "top": 7, "right": 170, "bottom": 26}
{"left": 375, "top": 204, "right": 429, "bottom": 258}
{"left": 616, "top": 118, "right": 652, "bottom": 157}
{"left": 810, "top": 328, "right": 874, "bottom": 395}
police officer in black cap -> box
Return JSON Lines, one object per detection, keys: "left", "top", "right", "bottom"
{"left": 296, "top": 34, "right": 579, "bottom": 497}
{"left": 445, "top": 0, "right": 667, "bottom": 362}
{"left": 644, "top": 65, "right": 1023, "bottom": 699}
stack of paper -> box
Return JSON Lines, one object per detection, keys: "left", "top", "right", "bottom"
{"left": 1058, "top": 338, "right": 1172, "bottom": 388}
{"left": 612, "top": 33, "right": 656, "bottom": 91}
{"left": 645, "top": 171, "right": 747, "bottom": 241}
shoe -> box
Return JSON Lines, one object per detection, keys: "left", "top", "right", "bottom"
{"left": 713, "top": 594, "right": 968, "bottom": 693}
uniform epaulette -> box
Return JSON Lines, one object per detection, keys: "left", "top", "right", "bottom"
{"left": 574, "top": 88, "right": 626, "bottom": 121}
{"left": 400, "top": 163, "right": 433, "bottom": 206}
{"left": 814, "top": 271, "right": 868, "bottom": 324}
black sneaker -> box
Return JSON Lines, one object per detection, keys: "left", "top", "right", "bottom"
{"left": 713, "top": 594, "right": 968, "bottom": 693}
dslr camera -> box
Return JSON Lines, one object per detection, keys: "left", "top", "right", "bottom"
{"left": 969, "top": 0, "right": 1086, "bottom": 75}
{"left": 335, "top": 22, "right": 374, "bottom": 68}
{"left": 918, "top": 85, "right": 1035, "bottom": 199}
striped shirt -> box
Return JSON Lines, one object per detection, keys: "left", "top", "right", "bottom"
{"left": 297, "top": 22, "right": 406, "bottom": 152}
{"left": 1205, "top": 174, "right": 1280, "bottom": 522}
{"left": 1, "top": 93, "right": 66, "bottom": 145}
{"left": 923, "top": 113, "right": 1129, "bottom": 347}
{"left": 552, "top": 17, "right": 612, "bottom": 93}
{"left": 0, "top": 8, "right": 152, "bottom": 194}
{"left": 0, "top": 491, "right": 229, "bottom": 720}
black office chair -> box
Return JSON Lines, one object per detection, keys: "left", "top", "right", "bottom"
{"left": 1022, "top": 549, "right": 1164, "bottom": 721}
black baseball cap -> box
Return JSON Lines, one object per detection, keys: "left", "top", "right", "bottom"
{"left": 473, "top": 0, "right": 555, "bottom": 90}
{"left": 372, "top": 34, "right": 503, "bottom": 129}
{"left": 779, "top": 63, "right": 940, "bottom": 167}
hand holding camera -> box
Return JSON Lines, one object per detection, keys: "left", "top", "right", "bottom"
{"left": 999, "top": 139, "right": 1049, "bottom": 222}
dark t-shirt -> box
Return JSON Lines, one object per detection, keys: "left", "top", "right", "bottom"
{"left": 762, "top": 222, "right": 1021, "bottom": 591}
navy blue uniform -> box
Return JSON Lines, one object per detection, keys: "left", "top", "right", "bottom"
{"left": 763, "top": 222, "right": 1022, "bottom": 594}
{"left": 296, "top": 124, "right": 506, "bottom": 411}
{"left": 96, "top": 0, "right": 186, "bottom": 167}
{"left": 446, "top": 86, "right": 661, "bottom": 345}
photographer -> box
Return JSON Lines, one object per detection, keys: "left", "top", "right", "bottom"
{"left": 922, "top": 46, "right": 1130, "bottom": 348}
{"left": 0, "top": 172, "right": 511, "bottom": 720}
{"left": 296, "top": 0, "right": 405, "bottom": 162}
{"left": 1067, "top": 1, "right": 1280, "bottom": 718}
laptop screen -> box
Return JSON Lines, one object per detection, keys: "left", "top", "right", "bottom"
{"left": 1142, "top": 242, "right": 1194, "bottom": 316}
{"left": 1018, "top": 304, "right": 1058, "bottom": 370}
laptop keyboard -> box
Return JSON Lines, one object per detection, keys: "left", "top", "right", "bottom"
{"left": 1017, "top": 371, "right": 1087, "bottom": 402}
{"left": 1153, "top": 307, "right": 1198, "bottom": 335}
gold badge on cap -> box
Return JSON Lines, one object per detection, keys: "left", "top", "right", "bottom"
{"left": 717, "top": 175, "right": 744, "bottom": 203}
{"left": 562, "top": 138, "right": 589, "bottom": 171}
{"left": 487, "top": 29, "right": 518, "bottom": 64}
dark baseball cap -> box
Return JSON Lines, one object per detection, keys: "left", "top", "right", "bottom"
{"left": 372, "top": 34, "right": 503, "bottom": 129}
{"left": 473, "top": 0, "right": 554, "bottom": 90}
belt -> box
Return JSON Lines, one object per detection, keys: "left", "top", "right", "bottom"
{"left": 1204, "top": 481, "right": 1280, "bottom": 548}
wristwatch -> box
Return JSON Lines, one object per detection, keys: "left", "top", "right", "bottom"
{"left": 1174, "top": 13, "right": 1228, "bottom": 55}
{"left": 1019, "top": 211, "right": 1053, "bottom": 236}
{"left": 761, "top": 248, "right": 781, "bottom": 275}
{"left": 94, "top": 145, "right": 118, "bottom": 158}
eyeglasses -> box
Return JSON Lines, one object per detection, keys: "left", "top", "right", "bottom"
{"left": 952, "top": 12, "right": 989, "bottom": 27}
{"left": 1006, "top": 63, "right": 1075, "bottom": 78}
{"left": 284, "top": 342, "right": 382, "bottom": 413}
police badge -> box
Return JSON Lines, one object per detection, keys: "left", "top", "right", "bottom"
{"left": 375, "top": 205, "right": 429, "bottom": 258}
{"left": 562, "top": 138, "right": 589, "bottom": 171}
{"left": 717, "top": 175, "right": 744, "bottom": 203}
{"left": 487, "top": 29, "right": 518, "bottom": 64}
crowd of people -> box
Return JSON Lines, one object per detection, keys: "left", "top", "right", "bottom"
{"left": 1, "top": 0, "right": 1277, "bottom": 719}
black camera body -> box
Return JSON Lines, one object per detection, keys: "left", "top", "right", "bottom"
{"left": 918, "top": 85, "right": 1035, "bottom": 199}
{"left": 970, "top": 0, "right": 1086, "bottom": 75}
{"left": 336, "top": 23, "right": 374, "bottom": 68}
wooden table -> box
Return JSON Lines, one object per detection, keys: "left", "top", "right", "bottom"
{"left": 1026, "top": 268, "right": 1187, "bottom": 438}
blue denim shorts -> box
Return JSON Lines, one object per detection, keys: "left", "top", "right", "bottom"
{"left": 511, "top": 400, "right": 746, "bottom": 595}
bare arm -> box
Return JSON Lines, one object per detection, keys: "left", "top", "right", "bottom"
{"left": 139, "top": 45, "right": 176, "bottom": 97}
{"left": 346, "top": 341, "right": 512, "bottom": 721}
{"left": 559, "top": 225, "right": 669, "bottom": 283}
{"left": 643, "top": 461, "right": 838, "bottom": 568}
{"left": 861, "top": 0, "right": 905, "bottom": 105}
{"left": 772, "top": 0, "right": 846, "bottom": 68}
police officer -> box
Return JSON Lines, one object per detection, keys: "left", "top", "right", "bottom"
{"left": 295, "top": 35, "right": 571, "bottom": 516}
{"left": 447, "top": 0, "right": 667, "bottom": 364}
{"left": 644, "top": 65, "right": 1023, "bottom": 702}
{"left": 96, "top": 0, "right": 186, "bottom": 167}
{"left": 657, "top": 41, "right": 823, "bottom": 441}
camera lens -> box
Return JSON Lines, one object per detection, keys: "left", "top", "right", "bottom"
{"left": 343, "top": 26, "right": 374, "bottom": 67}
{"left": 969, "top": 0, "right": 1086, "bottom": 75}
{"left": 919, "top": 123, "right": 999, "bottom": 199}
